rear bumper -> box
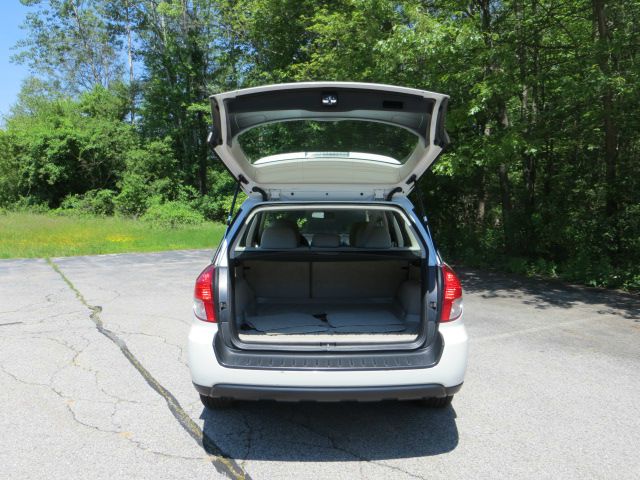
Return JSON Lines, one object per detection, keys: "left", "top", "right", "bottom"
{"left": 194, "top": 382, "right": 463, "bottom": 402}
{"left": 212, "top": 325, "right": 444, "bottom": 370}
{"left": 188, "top": 318, "right": 468, "bottom": 395}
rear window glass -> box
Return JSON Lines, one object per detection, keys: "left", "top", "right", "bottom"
{"left": 237, "top": 120, "right": 419, "bottom": 164}
{"left": 234, "top": 207, "right": 422, "bottom": 252}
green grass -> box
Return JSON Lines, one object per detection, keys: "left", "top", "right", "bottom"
{"left": 0, "top": 212, "right": 226, "bottom": 258}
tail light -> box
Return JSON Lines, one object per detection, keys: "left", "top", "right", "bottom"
{"left": 194, "top": 264, "right": 216, "bottom": 322}
{"left": 440, "top": 264, "right": 463, "bottom": 322}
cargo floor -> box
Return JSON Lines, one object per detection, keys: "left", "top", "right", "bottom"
{"left": 238, "top": 300, "right": 420, "bottom": 344}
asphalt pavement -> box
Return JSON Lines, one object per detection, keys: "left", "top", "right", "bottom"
{"left": 1, "top": 250, "right": 638, "bottom": 480}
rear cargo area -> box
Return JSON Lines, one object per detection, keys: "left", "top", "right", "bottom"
{"left": 233, "top": 259, "right": 423, "bottom": 344}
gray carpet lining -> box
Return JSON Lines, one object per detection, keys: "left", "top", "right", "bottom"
{"left": 244, "top": 302, "right": 413, "bottom": 335}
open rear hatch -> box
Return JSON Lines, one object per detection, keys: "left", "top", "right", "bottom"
{"left": 209, "top": 82, "right": 449, "bottom": 353}
{"left": 209, "top": 82, "right": 449, "bottom": 200}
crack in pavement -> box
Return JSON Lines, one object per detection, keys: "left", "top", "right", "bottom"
{"left": 0, "top": 365, "right": 204, "bottom": 462}
{"left": 46, "top": 258, "right": 250, "bottom": 480}
{"left": 276, "top": 411, "right": 427, "bottom": 480}
{"left": 43, "top": 332, "right": 147, "bottom": 407}
{"left": 118, "top": 330, "right": 188, "bottom": 365}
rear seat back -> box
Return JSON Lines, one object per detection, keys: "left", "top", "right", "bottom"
{"left": 244, "top": 261, "right": 310, "bottom": 298}
{"left": 242, "top": 260, "right": 408, "bottom": 300}
{"left": 312, "top": 261, "right": 406, "bottom": 298}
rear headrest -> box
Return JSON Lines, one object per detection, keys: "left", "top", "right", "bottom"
{"left": 260, "top": 225, "right": 299, "bottom": 249}
{"left": 355, "top": 225, "right": 392, "bottom": 249}
{"left": 311, "top": 233, "right": 340, "bottom": 248}
{"left": 349, "top": 222, "right": 368, "bottom": 246}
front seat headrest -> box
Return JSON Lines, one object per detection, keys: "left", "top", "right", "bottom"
{"left": 311, "top": 233, "right": 340, "bottom": 248}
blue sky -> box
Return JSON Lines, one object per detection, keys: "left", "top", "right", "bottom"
{"left": 0, "top": 2, "right": 30, "bottom": 118}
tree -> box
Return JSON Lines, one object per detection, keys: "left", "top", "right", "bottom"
{"left": 14, "top": 0, "right": 124, "bottom": 93}
{"left": 135, "top": 0, "right": 223, "bottom": 194}
{"left": 1, "top": 82, "right": 137, "bottom": 206}
{"left": 4, "top": 0, "right": 639, "bottom": 288}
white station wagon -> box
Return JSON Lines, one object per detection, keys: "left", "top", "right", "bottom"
{"left": 188, "top": 82, "right": 468, "bottom": 408}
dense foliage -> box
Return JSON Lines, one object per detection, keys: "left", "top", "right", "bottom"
{"left": 1, "top": 0, "right": 638, "bottom": 289}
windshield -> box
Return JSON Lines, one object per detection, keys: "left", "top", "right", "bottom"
{"left": 237, "top": 120, "right": 419, "bottom": 164}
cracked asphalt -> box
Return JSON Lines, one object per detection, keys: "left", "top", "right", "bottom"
{"left": 1, "top": 250, "right": 639, "bottom": 480}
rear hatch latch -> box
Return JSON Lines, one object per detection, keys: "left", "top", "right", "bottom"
{"left": 269, "top": 189, "right": 281, "bottom": 200}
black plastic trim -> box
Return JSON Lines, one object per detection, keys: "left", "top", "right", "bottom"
{"left": 194, "top": 382, "right": 463, "bottom": 402}
{"left": 224, "top": 87, "right": 435, "bottom": 143}
{"left": 232, "top": 250, "right": 423, "bottom": 262}
{"left": 385, "top": 186, "right": 403, "bottom": 201}
{"left": 251, "top": 186, "right": 268, "bottom": 201}
{"left": 208, "top": 98, "right": 223, "bottom": 147}
{"left": 213, "top": 330, "right": 444, "bottom": 370}
{"left": 434, "top": 98, "right": 450, "bottom": 148}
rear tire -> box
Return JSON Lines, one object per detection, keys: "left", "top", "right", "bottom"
{"left": 419, "top": 395, "right": 453, "bottom": 408}
{"left": 200, "top": 394, "right": 233, "bottom": 409}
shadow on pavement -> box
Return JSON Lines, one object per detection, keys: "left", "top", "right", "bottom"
{"left": 200, "top": 400, "right": 458, "bottom": 461}
{"left": 458, "top": 268, "right": 640, "bottom": 320}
